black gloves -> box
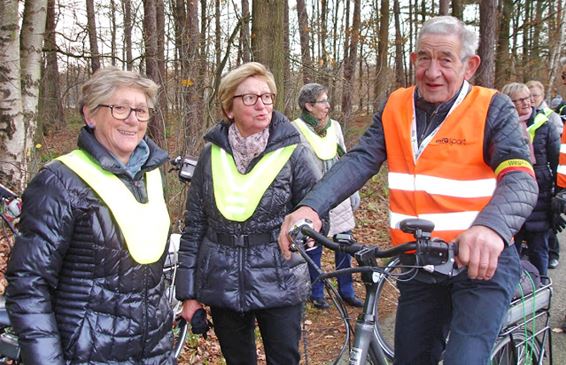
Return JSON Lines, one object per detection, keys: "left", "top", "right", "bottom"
{"left": 190, "top": 308, "right": 212, "bottom": 338}
{"left": 551, "top": 192, "right": 566, "bottom": 233}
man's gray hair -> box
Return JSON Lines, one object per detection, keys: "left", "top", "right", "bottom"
{"left": 298, "top": 83, "right": 328, "bottom": 111}
{"left": 417, "top": 16, "right": 478, "bottom": 60}
{"left": 560, "top": 57, "right": 566, "bottom": 67}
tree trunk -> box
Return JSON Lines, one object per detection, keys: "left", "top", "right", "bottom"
{"left": 495, "top": 0, "right": 512, "bottom": 88}
{"left": 110, "top": 0, "right": 117, "bottom": 66}
{"left": 252, "top": 0, "right": 285, "bottom": 111}
{"left": 452, "top": 0, "right": 463, "bottom": 19}
{"left": 439, "top": 0, "right": 449, "bottom": 15}
{"left": 341, "top": 0, "right": 360, "bottom": 125}
{"left": 86, "top": 0, "right": 101, "bottom": 73}
{"left": 475, "top": 0, "right": 496, "bottom": 87}
{"left": 548, "top": 0, "right": 566, "bottom": 93}
{"left": 0, "top": 0, "right": 26, "bottom": 191}
{"left": 183, "top": 0, "right": 204, "bottom": 154}
{"left": 393, "top": 0, "right": 405, "bottom": 87}
{"left": 40, "top": 0, "right": 66, "bottom": 136}
{"left": 20, "top": 0, "right": 47, "bottom": 181}
{"left": 239, "top": 0, "right": 251, "bottom": 63}
{"left": 296, "top": 0, "right": 312, "bottom": 84}
{"left": 374, "top": 0, "right": 390, "bottom": 111}
{"left": 123, "top": 0, "right": 133, "bottom": 70}
{"left": 143, "top": 0, "right": 165, "bottom": 146}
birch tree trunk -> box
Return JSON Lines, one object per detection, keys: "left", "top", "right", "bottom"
{"left": 0, "top": 0, "right": 26, "bottom": 191}
{"left": 19, "top": 0, "right": 47, "bottom": 183}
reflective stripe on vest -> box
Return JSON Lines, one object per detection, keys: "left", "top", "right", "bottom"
{"left": 526, "top": 111, "right": 548, "bottom": 142}
{"left": 382, "top": 85, "right": 497, "bottom": 245}
{"left": 57, "top": 149, "right": 170, "bottom": 264}
{"left": 292, "top": 118, "right": 337, "bottom": 160}
{"left": 211, "top": 144, "right": 297, "bottom": 222}
{"left": 558, "top": 131, "right": 566, "bottom": 188}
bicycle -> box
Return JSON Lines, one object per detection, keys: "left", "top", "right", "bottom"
{"left": 0, "top": 183, "right": 21, "bottom": 364}
{"left": 289, "top": 218, "right": 553, "bottom": 365}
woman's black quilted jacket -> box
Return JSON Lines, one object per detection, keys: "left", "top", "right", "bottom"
{"left": 522, "top": 107, "right": 560, "bottom": 232}
{"left": 6, "top": 128, "right": 175, "bottom": 365}
{"left": 175, "top": 111, "right": 321, "bottom": 311}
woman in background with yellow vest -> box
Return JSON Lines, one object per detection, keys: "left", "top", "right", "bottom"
{"left": 175, "top": 62, "right": 320, "bottom": 365}
{"left": 501, "top": 82, "right": 560, "bottom": 278}
{"left": 292, "top": 83, "right": 363, "bottom": 309}
{"left": 6, "top": 67, "right": 174, "bottom": 364}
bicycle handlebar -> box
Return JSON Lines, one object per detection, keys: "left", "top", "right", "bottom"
{"left": 289, "top": 218, "right": 463, "bottom": 277}
{"left": 169, "top": 155, "right": 198, "bottom": 183}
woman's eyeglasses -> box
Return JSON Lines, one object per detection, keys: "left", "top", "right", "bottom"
{"left": 233, "top": 93, "right": 275, "bottom": 106}
{"left": 98, "top": 104, "right": 153, "bottom": 122}
{"left": 511, "top": 96, "right": 531, "bottom": 105}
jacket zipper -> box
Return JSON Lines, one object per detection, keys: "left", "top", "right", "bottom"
{"left": 140, "top": 266, "right": 149, "bottom": 359}
{"left": 238, "top": 246, "right": 245, "bottom": 311}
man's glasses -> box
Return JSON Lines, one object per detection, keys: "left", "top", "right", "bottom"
{"left": 98, "top": 104, "right": 153, "bottom": 121}
{"left": 561, "top": 73, "right": 566, "bottom": 80}
{"left": 511, "top": 96, "right": 531, "bottom": 105}
{"left": 233, "top": 93, "right": 275, "bottom": 106}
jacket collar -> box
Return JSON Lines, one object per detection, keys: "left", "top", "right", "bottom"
{"left": 77, "top": 126, "right": 168, "bottom": 178}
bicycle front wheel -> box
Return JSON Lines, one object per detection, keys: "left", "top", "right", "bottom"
{"left": 489, "top": 329, "right": 542, "bottom": 365}
{"left": 373, "top": 257, "right": 402, "bottom": 360}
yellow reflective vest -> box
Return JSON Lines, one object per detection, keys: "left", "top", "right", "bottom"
{"left": 57, "top": 149, "right": 170, "bottom": 264}
{"left": 292, "top": 118, "right": 338, "bottom": 160}
{"left": 211, "top": 144, "right": 297, "bottom": 222}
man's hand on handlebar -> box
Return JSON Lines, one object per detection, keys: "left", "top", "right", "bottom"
{"left": 279, "top": 206, "right": 322, "bottom": 260}
{"left": 455, "top": 226, "right": 504, "bottom": 281}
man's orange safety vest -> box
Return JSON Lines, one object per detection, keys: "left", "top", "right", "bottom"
{"left": 382, "top": 85, "right": 498, "bottom": 245}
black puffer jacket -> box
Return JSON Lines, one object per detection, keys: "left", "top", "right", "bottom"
{"left": 6, "top": 128, "right": 174, "bottom": 365}
{"left": 175, "top": 112, "right": 321, "bottom": 311}
{"left": 522, "top": 107, "right": 560, "bottom": 232}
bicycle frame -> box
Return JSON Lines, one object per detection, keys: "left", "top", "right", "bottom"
{"left": 290, "top": 218, "right": 457, "bottom": 365}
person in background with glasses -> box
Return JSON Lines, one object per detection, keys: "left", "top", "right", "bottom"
{"left": 292, "top": 83, "right": 363, "bottom": 309}
{"left": 175, "top": 62, "right": 320, "bottom": 364}
{"left": 6, "top": 67, "right": 175, "bottom": 364}
{"left": 527, "top": 80, "right": 563, "bottom": 270}
{"left": 501, "top": 82, "right": 560, "bottom": 279}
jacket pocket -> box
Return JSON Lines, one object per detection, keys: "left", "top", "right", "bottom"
{"left": 196, "top": 243, "right": 213, "bottom": 290}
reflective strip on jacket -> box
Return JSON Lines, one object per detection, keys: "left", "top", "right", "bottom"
{"left": 211, "top": 143, "right": 297, "bottom": 222}
{"left": 291, "top": 118, "right": 338, "bottom": 160}
{"left": 57, "top": 149, "right": 170, "bottom": 264}
{"left": 527, "top": 112, "right": 549, "bottom": 142}
{"left": 558, "top": 131, "right": 566, "bottom": 188}
{"left": 382, "top": 85, "right": 497, "bottom": 245}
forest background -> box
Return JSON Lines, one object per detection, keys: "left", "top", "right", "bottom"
{"left": 0, "top": 0, "right": 565, "bottom": 193}
{"left": 0, "top": 0, "right": 565, "bottom": 363}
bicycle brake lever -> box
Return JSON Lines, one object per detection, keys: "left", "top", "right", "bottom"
{"left": 423, "top": 245, "right": 464, "bottom": 277}
{"left": 288, "top": 218, "right": 314, "bottom": 252}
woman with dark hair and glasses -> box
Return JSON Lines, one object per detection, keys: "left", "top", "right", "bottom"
{"left": 175, "top": 62, "right": 320, "bottom": 364}
{"left": 501, "top": 82, "right": 560, "bottom": 278}
{"left": 6, "top": 67, "right": 175, "bottom": 364}
{"left": 292, "top": 83, "right": 363, "bottom": 309}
